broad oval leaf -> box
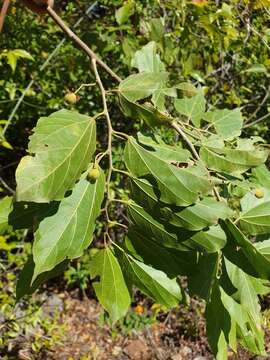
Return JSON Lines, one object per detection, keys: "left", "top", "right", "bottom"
{"left": 189, "top": 253, "right": 219, "bottom": 299}
{"left": 89, "top": 248, "right": 131, "bottom": 322}
{"left": 131, "top": 41, "right": 165, "bottom": 73}
{"left": 32, "top": 169, "right": 105, "bottom": 280}
{"left": 128, "top": 203, "right": 226, "bottom": 253}
{"left": 125, "top": 137, "right": 211, "bottom": 206}
{"left": 190, "top": 225, "right": 227, "bottom": 253}
{"left": 206, "top": 282, "right": 235, "bottom": 360}
{"left": 239, "top": 190, "right": 270, "bottom": 234}
{"left": 121, "top": 252, "right": 182, "bottom": 308}
{"left": 125, "top": 228, "right": 197, "bottom": 277}
{"left": 16, "top": 256, "right": 69, "bottom": 300}
{"left": 203, "top": 108, "right": 243, "bottom": 140}
{"left": 251, "top": 165, "right": 270, "bottom": 189}
{"left": 170, "top": 198, "right": 233, "bottom": 231}
{"left": 224, "top": 259, "right": 263, "bottom": 326}
{"left": 129, "top": 177, "right": 231, "bottom": 231}
{"left": 174, "top": 91, "right": 206, "bottom": 127}
{"left": 119, "top": 72, "right": 168, "bottom": 103}
{"left": 16, "top": 110, "right": 96, "bottom": 202}
{"left": 128, "top": 202, "right": 190, "bottom": 251}
{"left": 220, "top": 286, "right": 265, "bottom": 355}
{"left": 200, "top": 137, "right": 268, "bottom": 175}
{"left": 222, "top": 220, "right": 270, "bottom": 280}
{"left": 119, "top": 94, "right": 171, "bottom": 127}
{"left": 9, "top": 201, "right": 59, "bottom": 230}
{"left": 137, "top": 132, "right": 191, "bottom": 162}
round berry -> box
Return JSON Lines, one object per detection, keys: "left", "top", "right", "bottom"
{"left": 64, "top": 92, "right": 77, "bottom": 104}
{"left": 87, "top": 168, "right": 100, "bottom": 181}
{"left": 255, "top": 188, "right": 264, "bottom": 198}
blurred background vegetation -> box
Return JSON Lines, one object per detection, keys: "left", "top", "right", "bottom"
{"left": 1, "top": 0, "right": 270, "bottom": 358}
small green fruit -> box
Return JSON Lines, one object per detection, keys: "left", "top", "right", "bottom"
{"left": 64, "top": 92, "right": 77, "bottom": 104}
{"left": 255, "top": 188, "right": 264, "bottom": 198}
{"left": 87, "top": 167, "right": 100, "bottom": 181}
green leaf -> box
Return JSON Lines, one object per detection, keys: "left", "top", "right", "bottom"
{"left": 255, "top": 239, "right": 270, "bottom": 260}
{"left": 189, "top": 253, "right": 219, "bottom": 299}
{"left": 243, "top": 64, "right": 267, "bottom": 73}
{"left": 170, "top": 197, "right": 233, "bottom": 231}
{"left": 4, "top": 49, "right": 33, "bottom": 72}
{"left": 9, "top": 202, "right": 59, "bottom": 230}
{"left": 121, "top": 253, "right": 182, "bottom": 308}
{"left": 174, "top": 91, "right": 206, "bottom": 127}
{"left": 203, "top": 108, "right": 243, "bottom": 140}
{"left": 0, "top": 196, "right": 12, "bottom": 234}
{"left": 251, "top": 165, "right": 270, "bottom": 189}
{"left": 6, "top": 52, "right": 17, "bottom": 72}
{"left": 128, "top": 203, "right": 226, "bottom": 253}
{"left": 222, "top": 220, "right": 270, "bottom": 280}
{"left": 149, "top": 18, "right": 164, "bottom": 42}
{"left": 125, "top": 228, "right": 197, "bottom": 277}
{"left": 128, "top": 202, "right": 191, "bottom": 251}
{"left": 200, "top": 137, "right": 268, "bottom": 175}
{"left": 15, "top": 110, "right": 96, "bottom": 202}
{"left": 119, "top": 94, "right": 171, "bottom": 127}
{"left": 16, "top": 256, "right": 68, "bottom": 300}
{"left": 125, "top": 137, "right": 211, "bottom": 206}
{"left": 89, "top": 248, "right": 131, "bottom": 322}
{"left": 132, "top": 41, "right": 165, "bottom": 73}
{"left": 119, "top": 72, "right": 168, "bottom": 103}
{"left": 190, "top": 225, "right": 227, "bottom": 253}
{"left": 224, "top": 259, "right": 263, "bottom": 326}
{"left": 239, "top": 190, "right": 270, "bottom": 234}
{"left": 220, "top": 286, "right": 265, "bottom": 355}
{"left": 32, "top": 169, "right": 105, "bottom": 280}
{"left": 130, "top": 42, "right": 172, "bottom": 110}
{"left": 115, "top": 2, "right": 134, "bottom": 25}
{"left": 206, "top": 282, "right": 234, "bottom": 360}
{"left": 137, "top": 132, "right": 191, "bottom": 162}
{"left": 129, "top": 176, "right": 231, "bottom": 232}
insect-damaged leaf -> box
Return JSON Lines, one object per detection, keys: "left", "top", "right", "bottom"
{"left": 200, "top": 136, "right": 268, "bottom": 176}
{"left": 16, "top": 110, "right": 96, "bottom": 202}
{"left": 89, "top": 248, "right": 131, "bottom": 322}
{"left": 125, "top": 137, "right": 211, "bottom": 206}
{"left": 32, "top": 169, "right": 105, "bottom": 281}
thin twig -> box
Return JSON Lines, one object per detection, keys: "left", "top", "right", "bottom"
{"left": 3, "top": 3, "right": 98, "bottom": 138}
{"left": 171, "top": 121, "right": 200, "bottom": 161}
{"left": 46, "top": 6, "right": 121, "bottom": 83}
{"left": 245, "top": 85, "right": 270, "bottom": 124}
{"left": 0, "top": 176, "right": 15, "bottom": 195}
{"left": 92, "top": 58, "right": 114, "bottom": 228}
{"left": 243, "top": 112, "right": 270, "bottom": 129}
{"left": 0, "top": 0, "right": 10, "bottom": 33}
